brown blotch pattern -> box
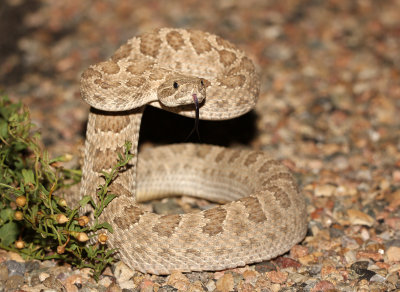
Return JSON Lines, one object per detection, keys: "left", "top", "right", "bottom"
{"left": 228, "top": 150, "right": 242, "bottom": 163}
{"left": 228, "top": 207, "right": 249, "bottom": 235}
{"left": 189, "top": 30, "right": 212, "bottom": 55}
{"left": 202, "top": 207, "right": 227, "bottom": 236}
{"left": 262, "top": 172, "right": 295, "bottom": 188}
{"left": 166, "top": 31, "right": 185, "bottom": 51}
{"left": 92, "top": 147, "right": 123, "bottom": 172}
{"left": 152, "top": 214, "right": 181, "bottom": 237}
{"left": 228, "top": 171, "right": 236, "bottom": 180}
{"left": 196, "top": 145, "right": 211, "bottom": 159}
{"left": 215, "top": 36, "right": 236, "bottom": 50}
{"left": 149, "top": 68, "right": 169, "bottom": 81}
{"left": 258, "top": 160, "right": 281, "bottom": 173}
{"left": 126, "top": 60, "right": 153, "bottom": 75}
{"left": 241, "top": 57, "right": 255, "bottom": 73}
{"left": 239, "top": 196, "right": 266, "bottom": 223}
{"left": 218, "top": 75, "right": 245, "bottom": 88}
{"left": 94, "top": 115, "right": 130, "bottom": 132}
{"left": 244, "top": 151, "right": 263, "bottom": 167}
{"left": 91, "top": 94, "right": 105, "bottom": 103}
{"left": 140, "top": 32, "right": 162, "bottom": 58}
{"left": 227, "top": 65, "right": 242, "bottom": 75}
{"left": 113, "top": 205, "right": 144, "bottom": 229}
{"left": 218, "top": 49, "right": 237, "bottom": 66}
{"left": 112, "top": 43, "right": 132, "bottom": 61}
{"left": 100, "top": 61, "right": 120, "bottom": 74}
{"left": 214, "top": 149, "right": 226, "bottom": 163}
{"left": 81, "top": 68, "right": 102, "bottom": 79}
{"left": 265, "top": 185, "right": 291, "bottom": 208}
{"left": 126, "top": 77, "right": 146, "bottom": 88}
{"left": 94, "top": 79, "right": 121, "bottom": 90}
{"left": 108, "top": 182, "right": 131, "bottom": 197}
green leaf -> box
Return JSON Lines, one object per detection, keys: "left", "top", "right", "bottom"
{"left": 0, "top": 122, "right": 7, "bottom": 138}
{"left": 79, "top": 195, "right": 93, "bottom": 208}
{"left": 103, "top": 194, "right": 117, "bottom": 209}
{"left": 31, "top": 204, "right": 38, "bottom": 217}
{"left": 69, "top": 243, "right": 79, "bottom": 251}
{"left": 85, "top": 245, "right": 95, "bottom": 258}
{"left": 0, "top": 222, "right": 19, "bottom": 246}
{"left": 94, "top": 222, "right": 113, "bottom": 233}
{"left": 21, "top": 169, "right": 35, "bottom": 185}
{"left": 0, "top": 208, "right": 14, "bottom": 223}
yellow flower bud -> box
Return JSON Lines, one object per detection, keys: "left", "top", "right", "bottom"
{"left": 58, "top": 198, "right": 67, "bottom": 207}
{"left": 15, "top": 240, "right": 25, "bottom": 249}
{"left": 56, "top": 214, "right": 69, "bottom": 224}
{"left": 77, "top": 232, "right": 89, "bottom": 242}
{"left": 14, "top": 211, "right": 24, "bottom": 221}
{"left": 64, "top": 153, "right": 73, "bottom": 162}
{"left": 78, "top": 216, "right": 89, "bottom": 227}
{"left": 57, "top": 245, "right": 65, "bottom": 254}
{"left": 16, "top": 196, "right": 27, "bottom": 207}
{"left": 98, "top": 234, "right": 108, "bottom": 244}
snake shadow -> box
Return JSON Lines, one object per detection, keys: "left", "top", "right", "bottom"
{"left": 138, "top": 106, "right": 258, "bottom": 147}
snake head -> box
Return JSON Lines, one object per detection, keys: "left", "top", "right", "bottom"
{"left": 157, "top": 75, "right": 207, "bottom": 107}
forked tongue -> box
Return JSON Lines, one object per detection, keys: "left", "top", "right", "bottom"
{"left": 185, "top": 94, "right": 201, "bottom": 141}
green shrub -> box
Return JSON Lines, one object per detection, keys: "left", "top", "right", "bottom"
{"left": 0, "top": 95, "right": 131, "bottom": 280}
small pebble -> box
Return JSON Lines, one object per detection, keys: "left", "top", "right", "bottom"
{"left": 314, "top": 184, "right": 336, "bottom": 197}
{"left": 5, "top": 274, "right": 25, "bottom": 290}
{"left": 386, "top": 246, "right": 400, "bottom": 262}
{"left": 347, "top": 209, "right": 375, "bottom": 226}
{"left": 6, "top": 260, "right": 25, "bottom": 277}
{"left": 42, "top": 275, "right": 65, "bottom": 290}
{"left": 25, "top": 261, "right": 40, "bottom": 273}
{"left": 369, "top": 273, "right": 385, "bottom": 283}
{"left": 39, "top": 272, "right": 51, "bottom": 282}
{"left": 357, "top": 251, "right": 383, "bottom": 262}
{"left": 0, "top": 264, "right": 9, "bottom": 281}
{"left": 266, "top": 271, "right": 288, "bottom": 284}
{"left": 167, "top": 271, "right": 190, "bottom": 291}
{"left": 311, "top": 280, "right": 335, "bottom": 292}
{"left": 290, "top": 245, "right": 309, "bottom": 258}
{"left": 215, "top": 273, "right": 234, "bottom": 292}
{"left": 205, "top": 279, "right": 216, "bottom": 291}
{"left": 113, "top": 261, "right": 135, "bottom": 283}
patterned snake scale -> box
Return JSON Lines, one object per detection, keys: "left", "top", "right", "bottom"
{"left": 78, "top": 28, "right": 307, "bottom": 274}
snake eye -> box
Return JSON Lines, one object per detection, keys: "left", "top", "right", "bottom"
{"left": 173, "top": 82, "right": 179, "bottom": 89}
{"left": 200, "top": 80, "right": 204, "bottom": 86}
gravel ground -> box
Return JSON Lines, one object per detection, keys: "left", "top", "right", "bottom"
{"left": 1, "top": 0, "right": 400, "bottom": 291}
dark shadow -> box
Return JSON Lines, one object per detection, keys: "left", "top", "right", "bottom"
{"left": 79, "top": 106, "right": 258, "bottom": 150}
{"left": 139, "top": 106, "right": 258, "bottom": 147}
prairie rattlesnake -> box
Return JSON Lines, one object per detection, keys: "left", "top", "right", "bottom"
{"left": 79, "top": 28, "right": 307, "bottom": 274}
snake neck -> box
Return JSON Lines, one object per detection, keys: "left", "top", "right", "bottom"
{"left": 80, "top": 106, "right": 144, "bottom": 207}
